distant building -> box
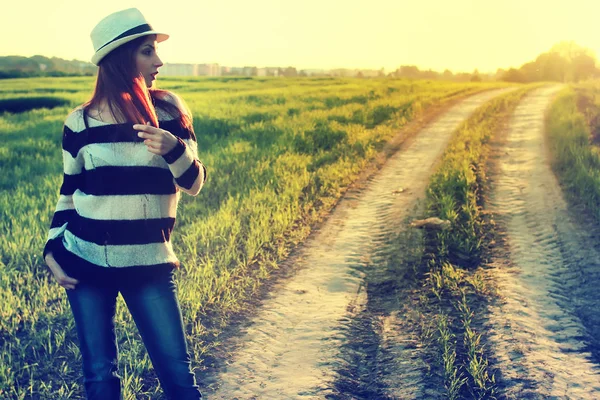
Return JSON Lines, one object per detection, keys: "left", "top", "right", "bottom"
{"left": 160, "top": 62, "right": 385, "bottom": 78}
{"left": 228, "top": 67, "right": 245, "bottom": 76}
{"left": 279, "top": 67, "right": 298, "bottom": 77}
{"left": 242, "top": 66, "right": 258, "bottom": 76}
{"left": 263, "top": 67, "right": 280, "bottom": 76}
{"left": 160, "top": 63, "right": 221, "bottom": 77}
{"left": 301, "top": 69, "right": 328, "bottom": 76}
{"left": 196, "top": 63, "right": 221, "bottom": 76}
{"left": 160, "top": 63, "right": 196, "bottom": 76}
{"left": 254, "top": 67, "right": 281, "bottom": 77}
{"left": 329, "top": 68, "right": 355, "bottom": 77}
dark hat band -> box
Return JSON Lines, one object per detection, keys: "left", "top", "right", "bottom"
{"left": 97, "top": 23, "right": 154, "bottom": 52}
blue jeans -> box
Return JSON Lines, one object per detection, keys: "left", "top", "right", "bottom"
{"left": 66, "top": 267, "right": 202, "bottom": 400}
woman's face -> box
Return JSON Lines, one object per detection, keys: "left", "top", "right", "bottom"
{"left": 135, "top": 35, "right": 163, "bottom": 88}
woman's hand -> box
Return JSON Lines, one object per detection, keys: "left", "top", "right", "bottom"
{"left": 134, "top": 122, "right": 179, "bottom": 156}
{"left": 45, "top": 253, "right": 79, "bottom": 290}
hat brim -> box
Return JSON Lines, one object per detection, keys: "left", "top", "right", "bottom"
{"left": 92, "top": 32, "right": 169, "bottom": 66}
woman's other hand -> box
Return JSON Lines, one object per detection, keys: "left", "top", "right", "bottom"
{"left": 45, "top": 253, "right": 79, "bottom": 290}
{"left": 134, "top": 122, "right": 179, "bottom": 156}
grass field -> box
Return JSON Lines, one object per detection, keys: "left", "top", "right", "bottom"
{"left": 0, "top": 76, "right": 504, "bottom": 399}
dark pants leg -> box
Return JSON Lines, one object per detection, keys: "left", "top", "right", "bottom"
{"left": 120, "top": 269, "right": 202, "bottom": 400}
{"left": 66, "top": 281, "right": 121, "bottom": 400}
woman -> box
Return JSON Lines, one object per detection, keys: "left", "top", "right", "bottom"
{"left": 43, "top": 8, "right": 206, "bottom": 400}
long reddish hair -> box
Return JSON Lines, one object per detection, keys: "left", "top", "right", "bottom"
{"left": 84, "top": 35, "right": 191, "bottom": 130}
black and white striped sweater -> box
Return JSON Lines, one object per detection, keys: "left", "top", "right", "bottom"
{"left": 43, "top": 102, "right": 206, "bottom": 271}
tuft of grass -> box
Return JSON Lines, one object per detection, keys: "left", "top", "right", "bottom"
{"left": 437, "top": 313, "right": 467, "bottom": 400}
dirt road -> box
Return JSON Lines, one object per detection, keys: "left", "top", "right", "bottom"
{"left": 485, "top": 85, "right": 600, "bottom": 398}
{"left": 200, "top": 88, "right": 515, "bottom": 399}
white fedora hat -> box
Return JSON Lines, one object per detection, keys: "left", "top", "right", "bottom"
{"left": 90, "top": 8, "right": 169, "bottom": 66}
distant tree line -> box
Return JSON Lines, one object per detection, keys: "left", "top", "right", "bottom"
{"left": 0, "top": 55, "right": 96, "bottom": 79}
{"left": 391, "top": 42, "right": 600, "bottom": 83}
{"left": 389, "top": 65, "right": 486, "bottom": 82}
{"left": 497, "top": 41, "right": 599, "bottom": 83}
{"left": 3, "top": 42, "right": 599, "bottom": 82}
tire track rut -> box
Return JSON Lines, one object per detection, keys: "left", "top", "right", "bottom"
{"left": 201, "top": 88, "right": 515, "bottom": 399}
{"left": 486, "top": 85, "right": 600, "bottom": 399}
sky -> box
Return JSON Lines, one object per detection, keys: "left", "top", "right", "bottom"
{"left": 1, "top": 0, "right": 599, "bottom": 73}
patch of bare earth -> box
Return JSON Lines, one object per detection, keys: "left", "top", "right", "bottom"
{"left": 484, "top": 85, "right": 600, "bottom": 399}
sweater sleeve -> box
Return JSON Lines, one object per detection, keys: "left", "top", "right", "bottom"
{"left": 43, "top": 124, "right": 84, "bottom": 259}
{"left": 161, "top": 126, "right": 207, "bottom": 196}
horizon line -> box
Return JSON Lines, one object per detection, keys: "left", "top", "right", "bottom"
{"left": 0, "top": 53, "right": 510, "bottom": 75}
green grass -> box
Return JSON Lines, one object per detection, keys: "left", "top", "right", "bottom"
{"left": 546, "top": 83, "right": 600, "bottom": 222}
{"left": 417, "top": 86, "right": 536, "bottom": 399}
{"left": 0, "top": 76, "right": 504, "bottom": 399}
